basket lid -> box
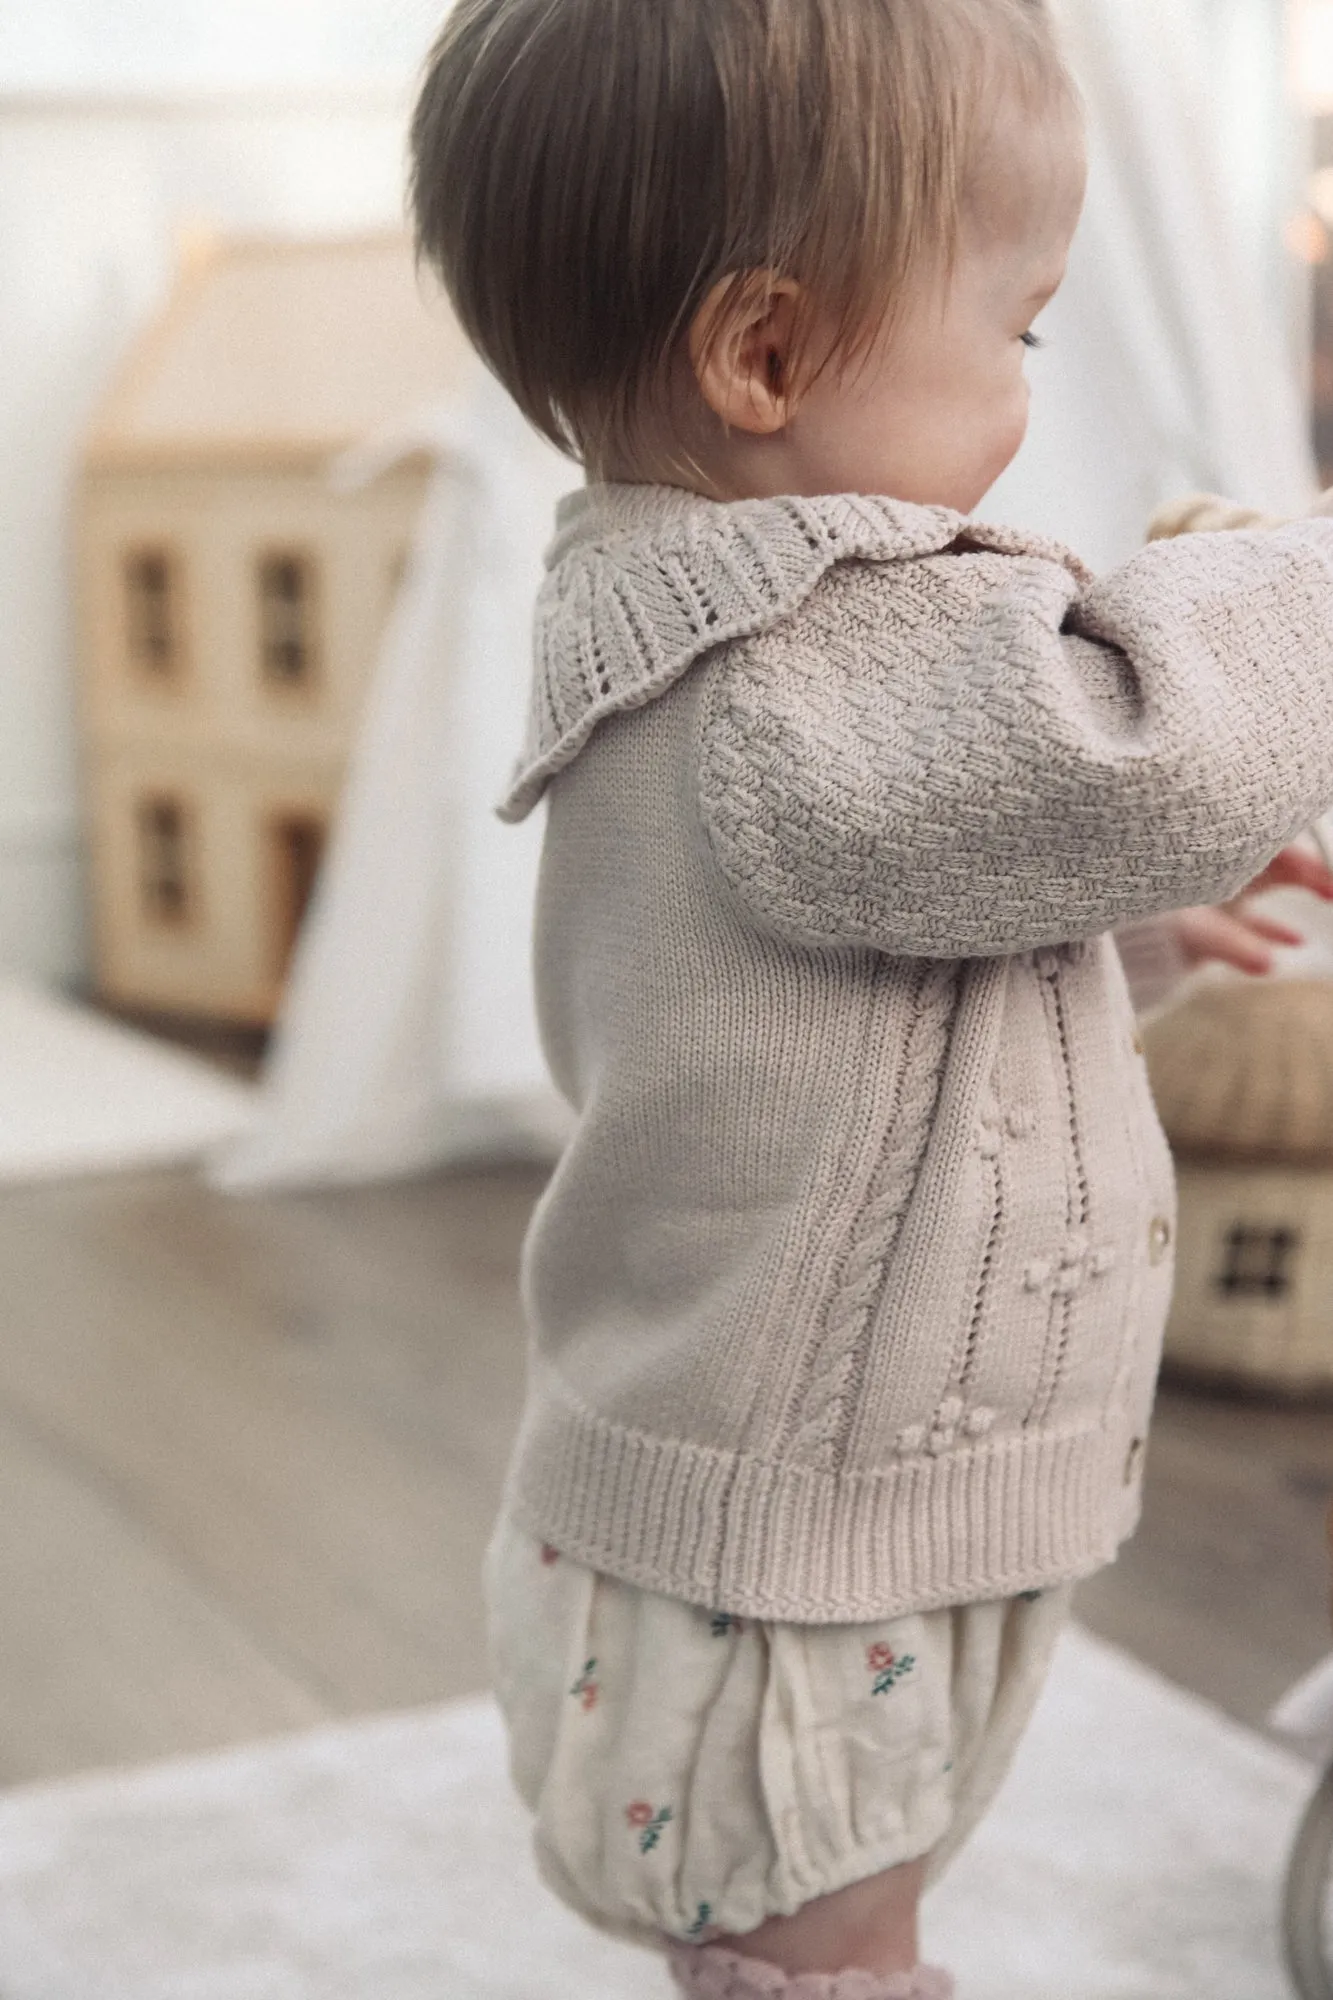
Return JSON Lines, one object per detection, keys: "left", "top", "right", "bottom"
{"left": 1143, "top": 978, "right": 1333, "bottom": 1165}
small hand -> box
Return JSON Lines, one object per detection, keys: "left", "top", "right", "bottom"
{"left": 1174, "top": 844, "right": 1333, "bottom": 976}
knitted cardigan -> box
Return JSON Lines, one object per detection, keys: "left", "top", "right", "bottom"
{"left": 497, "top": 482, "right": 1333, "bottom": 1621}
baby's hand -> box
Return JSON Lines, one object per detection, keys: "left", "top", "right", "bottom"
{"left": 1173, "top": 844, "right": 1333, "bottom": 975}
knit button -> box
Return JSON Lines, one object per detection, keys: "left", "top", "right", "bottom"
{"left": 1148, "top": 1215, "right": 1172, "bottom": 1266}
{"left": 964, "top": 1407, "right": 996, "bottom": 1438}
{"left": 1124, "top": 1436, "right": 1145, "bottom": 1485}
{"left": 1005, "top": 1108, "right": 1034, "bottom": 1140}
{"left": 1024, "top": 1259, "right": 1052, "bottom": 1292}
{"left": 1089, "top": 1246, "right": 1117, "bottom": 1277}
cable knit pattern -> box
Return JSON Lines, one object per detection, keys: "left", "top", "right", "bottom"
{"left": 665, "top": 1944, "right": 954, "bottom": 1999}
{"left": 497, "top": 482, "right": 1333, "bottom": 1621}
{"left": 791, "top": 959, "right": 960, "bottom": 1467}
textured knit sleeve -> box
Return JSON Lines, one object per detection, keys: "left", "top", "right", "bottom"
{"left": 697, "top": 522, "right": 1333, "bottom": 958}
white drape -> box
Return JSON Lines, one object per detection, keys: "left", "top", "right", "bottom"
{"left": 221, "top": 0, "right": 1319, "bottom": 1189}
{"left": 215, "top": 379, "right": 573, "bottom": 1190}
{"left": 987, "top": 0, "right": 1312, "bottom": 566}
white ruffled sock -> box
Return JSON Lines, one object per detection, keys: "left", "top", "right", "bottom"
{"left": 665, "top": 1942, "right": 955, "bottom": 1999}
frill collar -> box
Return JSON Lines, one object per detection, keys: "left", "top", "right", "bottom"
{"left": 500, "top": 481, "right": 1083, "bottom": 822}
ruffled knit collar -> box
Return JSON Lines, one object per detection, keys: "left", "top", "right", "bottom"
{"left": 499, "top": 481, "right": 1079, "bottom": 822}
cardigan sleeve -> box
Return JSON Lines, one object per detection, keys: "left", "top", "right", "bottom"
{"left": 697, "top": 522, "right": 1333, "bottom": 959}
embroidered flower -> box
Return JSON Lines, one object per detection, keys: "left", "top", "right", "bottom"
{"left": 570, "top": 1658, "right": 599, "bottom": 1710}
{"left": 710, "top": 1612, "right": 745, "bottom": 1637}
{"left": 686, "top": 1901, "right": 714, "bottom": 1940}
{"left": 539, "top": 1543, "right": 560, "bottom": 1566}
{"left": 625, "top": 1801, "right": 673, "bottom": 1852}
{"left": 866, "top": 1640, "right": 917, "bottom": 1696}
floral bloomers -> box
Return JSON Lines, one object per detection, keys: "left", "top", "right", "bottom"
{"left": 485, "top": 1515, "right": 1071, "bottom": 1952}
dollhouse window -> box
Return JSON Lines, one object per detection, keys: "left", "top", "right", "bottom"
{"left": 269, "top": 812, "right": 327, "bottom": 979}
{"left": 136, "top": 794, "right": 193, "bottom": 927}
{"left": 257, "top": 550, "right": 319, "bottom": 689}
{"left": 1214, "top": 1224, "right": 1300, "bottom": 1299}
{"left": 123, "top": 547, "right": 181, "bottom": 678}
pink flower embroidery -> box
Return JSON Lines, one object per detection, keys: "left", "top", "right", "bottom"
{"left": 867, "top": 1640, "right": 917, "bottom": 1696}
{"left": 625, "top": 1800, "right": 673, "bottom": 1851}
{"left": 539, "top": 1543, "right": 560, "bottom": 1566}
{"left": 570, "top": 1659, "right": 599, "bottom": 1711}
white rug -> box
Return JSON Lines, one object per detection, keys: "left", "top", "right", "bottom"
{"left": 0, "top": 1627, "right": 1315, "bottom": 2000}
{"left": 0, "top": 981, "right": 255, "bottom": 1182}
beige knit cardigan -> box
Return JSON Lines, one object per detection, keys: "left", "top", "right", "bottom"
{"left": 497, "top": 482, "right": 1333, "bottom": 1621}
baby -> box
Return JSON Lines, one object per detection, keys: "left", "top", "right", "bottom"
{"left": 412, "top": 1, "right": 1333, "bottom": 1992}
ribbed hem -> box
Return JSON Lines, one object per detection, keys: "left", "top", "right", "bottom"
{"left": 505, "top": 1374, "right": 1140, "bottom": 1621}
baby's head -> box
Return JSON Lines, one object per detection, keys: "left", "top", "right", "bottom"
{"left": 412, "top": 0, "right": 1084, "bottom": 510}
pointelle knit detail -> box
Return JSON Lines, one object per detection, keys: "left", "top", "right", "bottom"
{"left": 501, "top": 484, "right": 1083, "bottom": 823}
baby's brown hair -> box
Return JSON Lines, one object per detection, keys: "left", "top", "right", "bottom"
{"left": 411, "top": 0, "right": 1074, "bottom": 471}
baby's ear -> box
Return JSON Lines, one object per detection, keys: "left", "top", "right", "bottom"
{"left": 1146, "top": 493, "right": 1280, "bottom": 541}
{"left": 689, "top": 273, "right": 805, "bottom": 436}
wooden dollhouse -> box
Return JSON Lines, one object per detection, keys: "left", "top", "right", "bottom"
{"left": 78, "top": 232, "right": 470, "bottom": 1026}
{"left": 1144, "top": 977, "right": 1333, "bottom": 1396}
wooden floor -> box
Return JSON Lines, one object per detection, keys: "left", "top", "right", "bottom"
{"left": 0, "top": 1160, "right": 1329, "bottom": 1787}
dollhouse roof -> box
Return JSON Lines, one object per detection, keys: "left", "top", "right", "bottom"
{"left": 1143, "top": 977, "right": 1333, "bottom": 1166}
{"left": 88, "top": 233, "right": 473, "bottom": 471}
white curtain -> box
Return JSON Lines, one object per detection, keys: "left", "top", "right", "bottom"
{"left": 215, "top": 379, "right": 574, "bottom": 1190}
{"left": 987, "top": 0, "right": 1312, "bottom": 567}
{"left": 221, "top": 0, "right": 1321, "bottom": 1190}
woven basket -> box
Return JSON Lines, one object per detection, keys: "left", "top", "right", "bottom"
{"left": 1143, "top": 979, "right": 1333, "bottom": 1395}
